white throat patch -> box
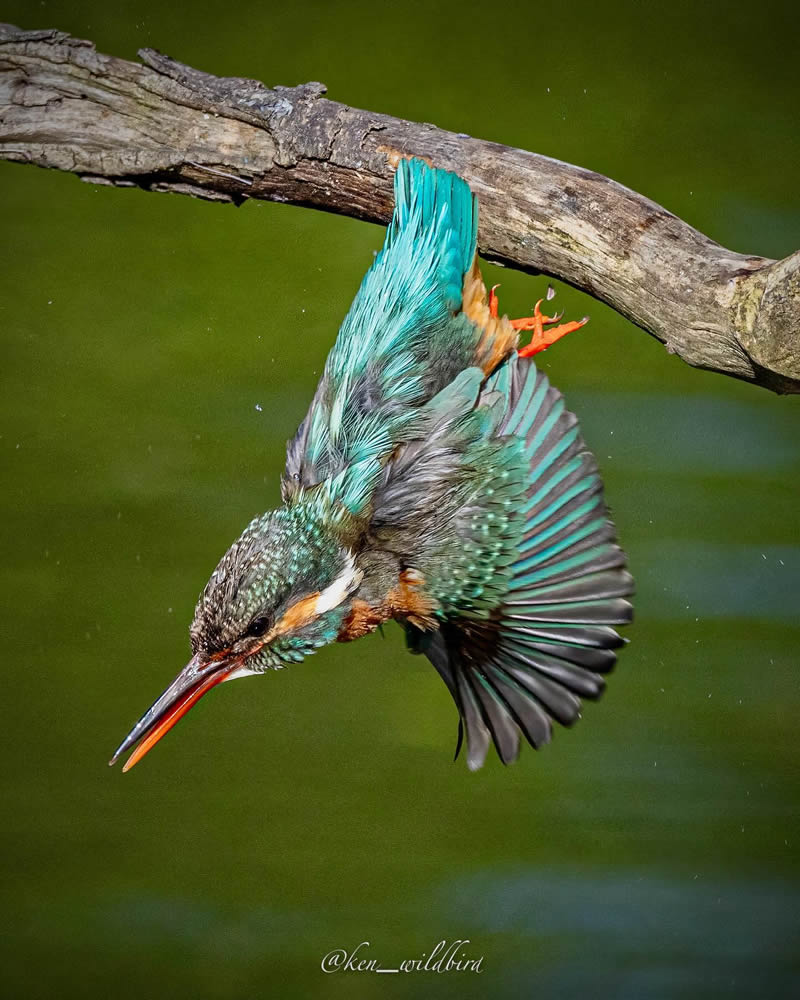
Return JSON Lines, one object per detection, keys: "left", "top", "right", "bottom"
{"left": 315, "top": 551, "right": 363, "bottom": 616}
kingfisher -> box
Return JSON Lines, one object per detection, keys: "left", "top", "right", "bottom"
{"left": 110, "top": 159, "right": 633, "bottom": 773}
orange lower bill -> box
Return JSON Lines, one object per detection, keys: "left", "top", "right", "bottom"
{"left": 120, "top": 664, "right": 234, "bottom": 773}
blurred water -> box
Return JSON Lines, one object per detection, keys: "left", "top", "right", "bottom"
{"left": 1, "top": 0, "right": 799, "bottom": 997}
{"left": 443, "top": 869, "right": 800, "bottom": 997}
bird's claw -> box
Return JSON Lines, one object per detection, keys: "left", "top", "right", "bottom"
{"left": 488, "top": 285, "right": 588, "bottom": 356}
{"left": 488, "top": 284, "right": 501, "bottom": 319}
{"left": 488, "top": 287, "right": 590, "bottom": 357}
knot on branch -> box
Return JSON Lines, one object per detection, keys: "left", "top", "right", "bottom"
{"left": 733, "top": 250, "right": 800, "bottom": 392}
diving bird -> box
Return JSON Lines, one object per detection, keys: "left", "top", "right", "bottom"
{"left": 110, "top": 159, "right": 633, "bottom": 773}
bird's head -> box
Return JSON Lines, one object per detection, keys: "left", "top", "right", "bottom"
{"left": 110, "top": 502, "right": 360, "bottom": 772}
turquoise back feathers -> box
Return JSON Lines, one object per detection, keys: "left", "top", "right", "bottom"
{"left": 284, "top": 159, "right": 481, "bottom": 517}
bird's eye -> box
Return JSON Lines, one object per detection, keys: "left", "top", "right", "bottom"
{"left": 246, "top": 615, "right": 272, "bottom": 638}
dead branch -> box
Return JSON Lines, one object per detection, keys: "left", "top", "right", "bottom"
{"left": 1, "top": 23, "right": 798, "bottom": 393}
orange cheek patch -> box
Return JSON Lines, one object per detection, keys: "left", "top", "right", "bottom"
{"left": 275, "top": 592, "right": 321, "bottom": 634}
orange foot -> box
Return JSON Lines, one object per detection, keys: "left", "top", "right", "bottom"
{"left": 489, "top": 285, "right": 588, "bottom": 357}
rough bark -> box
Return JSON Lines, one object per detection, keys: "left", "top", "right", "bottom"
{"left": 1, "top": 23, "right": 798, "bottom": 394}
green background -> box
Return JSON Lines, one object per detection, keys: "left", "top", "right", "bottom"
{"left": 2, "top": 0, "right": 799, "bottom": 997}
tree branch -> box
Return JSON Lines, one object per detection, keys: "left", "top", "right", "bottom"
{"left": 1, "top": 23, "right": 798, "bottom": 394}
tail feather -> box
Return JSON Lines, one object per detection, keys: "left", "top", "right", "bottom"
{"left": 392, "top": 158, "right": 478, "bottom": 292}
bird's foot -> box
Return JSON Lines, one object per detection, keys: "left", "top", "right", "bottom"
{"left": 489, "top": 284, "right": 589, "bottom": 357}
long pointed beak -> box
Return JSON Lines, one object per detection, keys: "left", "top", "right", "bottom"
{"left": 109, "top": 652, "right": 239, "bottom": 773}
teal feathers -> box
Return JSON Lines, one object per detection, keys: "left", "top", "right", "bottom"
{"left": 282, "top": 157, "right": 632, "bottom": 768}
{"left": 112, "top": 157, "right": 632, "bottom": 775}
{"left": 285, "top": 159, "right": 481, "bottom": 516}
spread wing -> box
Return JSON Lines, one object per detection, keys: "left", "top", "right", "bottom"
{"left": 384, "top": 355, "right": 633, "bottom": 769}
